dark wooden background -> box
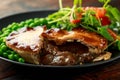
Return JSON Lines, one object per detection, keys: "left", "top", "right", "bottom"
{"left": 1, "top": 0, "right": 120, "bottom": 80}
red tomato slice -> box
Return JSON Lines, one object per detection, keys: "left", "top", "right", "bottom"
{"left": 101, "top": 16, "right": 111, "bottom": 26}
{"left": 70, "top": 19, "right": 80, "bottom": 24}
{"left": 70, "top": 7, "right": 111, "bottom": 25}
{"left": 95, "top": 8, "right": 106, "bottom": 19}
{"left": 70, "top": 11, "right": 82, "bottom": 24}
{"left": 84, "top": 7, "right": 111, "bottom": 25}
{"left": 84, "top": 7, "right": 106, "bottom": 18}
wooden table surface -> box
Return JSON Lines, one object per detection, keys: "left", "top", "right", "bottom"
{"left": 1, "top": 0, "right": 120, "bottom": 80}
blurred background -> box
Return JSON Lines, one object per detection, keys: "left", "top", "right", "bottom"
{"left": 0, "top": 0, "right": 120, "bottom": 18}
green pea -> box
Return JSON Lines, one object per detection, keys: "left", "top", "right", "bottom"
{"left": 18, "top": 58, "right": 25, "bottom": 63}
{"left": 5, "top": 29, "right": 11, "bottom": 33}
{"left": 1, "top": 32, "right": 8, "bottom": 37}
{"left": 11, "top": 22, "right": 17, "bottom": 26}
{"left": 11, "top": 23, "right": 19, "bottom": 30}
{"left": 0, "top": 49, "right": 3, "bottom": 56}
{"left": 18, "top": 23, "right": 24, "bottom": 28}
{"left": 39, "top": 18, "right": 47, "bottom": 25}
{"left": 0, "top": 38, "right": 4, "bottom": 42}
{"left": 12, "top": 25, "right": 19, "bottom": 30}
{"left": 3, "top": 30, "right": 10, "bottom": 36}
{"left": 7, "top": 25, "right": 13, "bottom": 29}
{"left": 2, "top": 28, "right": 7, "bottom": 32}
{"left": 19, "top": 21, "right": 25, "bottom": 28}
{"left": 24, "top": 24, "right": 29, "bottom": 27}
{"left": 34, "top": 20, "right": 40, "bottom": 26}
{"left": 0, "top": 38, "right": 3, "bottom": 43}
{"left": 29, "top": 23, "right": 36, "bottom": 27}
{"left": 14, "top": 54, "right": 20, "bottom": 60}
{"left": 3, "top": 52, "right": 8, "bottom": 58}
{"left": 25, "top": 19, "right": 34, "bottom": 25}
{"left": 0, "top": 42, "right": 5, "bottom": 46}
{"left": 8, "top": 54, "right": 14, "bottom": 60}
{"left": 20, "top": 21, "right": 25, "bottom": 24}
{"left": 10, "top": 51, "right": 16, "bottom": 54}
{"left": 0, "top": 31, "right": 2, "bottom": 35}
{"left": 34, "top": 18, "right": 40, "bottom": 21}
{"left": 1, "top": 45, "right": 7, "bottom": 51}
{"left": 6, "top": 50, "right": 12, "bottom": 54}
{"left": 2, "top": 37, "right": 6, "bottom": 42}
{"left": 46, "top": 18, "right": 52, "bottom": 21}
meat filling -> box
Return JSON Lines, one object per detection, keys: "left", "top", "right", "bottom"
{"left": 41, "top": 27, "right": 109, "bottom": 65}
{"left": 41, "top": 40, "right": 98, "bottom": 65}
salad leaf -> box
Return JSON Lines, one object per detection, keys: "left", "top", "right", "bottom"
{"left": 106, "top": 6, "right": 120, "bottom": 22}
{"left": 99, "top": 27, "right": 114, "bottom": 41}
{"left": 80, "top": 24, "right": 98, "bottom": 33}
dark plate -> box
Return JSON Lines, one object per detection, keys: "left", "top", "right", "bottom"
{"left": 0, "top": 10, "right": 120, "bottom": 69}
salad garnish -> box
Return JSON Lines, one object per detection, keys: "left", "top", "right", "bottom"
{"left": 47, "top": 0, "right": 120, "bottom": 50}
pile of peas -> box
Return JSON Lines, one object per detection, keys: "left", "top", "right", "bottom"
{"left": 0, "top": 18, "right": 48, "bottom": 63}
